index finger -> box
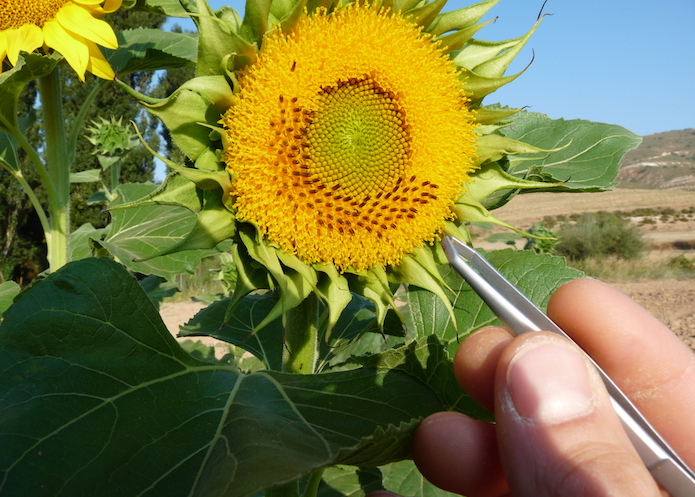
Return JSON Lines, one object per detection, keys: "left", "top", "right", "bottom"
{"left": 547, "top": 278, "right": 695, "bottom": 468}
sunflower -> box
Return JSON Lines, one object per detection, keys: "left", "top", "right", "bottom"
{"left": 222, "top": 4, "right": 478, "bottom": 271}
{"left": 120, "top": 0, "right": 553, "bottom": 330}
{"left": 0, "top": 0, "right": 121, "bottom": 81}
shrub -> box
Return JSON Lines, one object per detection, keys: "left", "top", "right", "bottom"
{"left": 555, "top": 212, "right": 645, "bottom": 260}
{"left": 523, "top": 222, "right": 558, "bottom": 255}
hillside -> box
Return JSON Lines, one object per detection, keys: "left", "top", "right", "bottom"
{"left": 618, "top": 128, "right": 695, "bottom": 190}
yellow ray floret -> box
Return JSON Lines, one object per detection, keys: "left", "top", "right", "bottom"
{"left": 0, "top": 0, "right": 121, "bottom": 81}
{"left": 222, "top": 4, "right": 478, "bottom": 271}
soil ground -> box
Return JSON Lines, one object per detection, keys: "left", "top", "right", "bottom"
{"left": 160, "top": 189, "right": 695, "bottom": 352}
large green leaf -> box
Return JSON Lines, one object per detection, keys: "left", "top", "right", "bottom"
{"left": 0, "top": 258, "right": 459, "bottom": 496}
{"left": 99, "top": 183, "right": 232, "bottom": 281}
{"left": 108, "top": 28, "right": 198, "bottom": 74}
{"left": 406, "top": 249, "right": 583, "bottom": 357}
{"left": 502, "top": 111, "right": 642, "bottom": 191}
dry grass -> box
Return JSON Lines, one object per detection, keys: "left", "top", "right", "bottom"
{"left": 492, "top": 189, "right": 695, "bottom": 227}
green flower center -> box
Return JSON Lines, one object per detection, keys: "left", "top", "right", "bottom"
{"left": 305, "top": 77, "right": 412, "bottom": 197}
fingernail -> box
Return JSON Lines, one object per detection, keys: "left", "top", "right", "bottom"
{"left": 507, "top": 342, "right": 595, "bottom": 423}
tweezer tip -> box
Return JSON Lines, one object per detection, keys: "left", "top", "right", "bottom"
{"left": 443, "top": 236, "right": 477, "bottom": 260}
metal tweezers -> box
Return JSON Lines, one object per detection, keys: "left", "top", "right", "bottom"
{"left": 442, "top": 235, "right": 695, "bottom": 497}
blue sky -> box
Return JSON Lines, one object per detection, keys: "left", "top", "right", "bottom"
{"left": 166, "top": 0, "right": 695, "bottom": 137}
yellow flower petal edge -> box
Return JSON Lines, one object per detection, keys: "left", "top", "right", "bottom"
{"left": 0, "top": 0, "right": 122, "bottom": 81}
{"left": 222, "top": 4, "right": 479, "bottom": 271}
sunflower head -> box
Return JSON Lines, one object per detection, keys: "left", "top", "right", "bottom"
{"left": 121, "top": 0, "right": 560, "bottom": 331}
{"left": 222, "top": 4, "right": 479, "bottom": 271}
{"left": 0, "top": 0, "right": 122, "bottom": 81}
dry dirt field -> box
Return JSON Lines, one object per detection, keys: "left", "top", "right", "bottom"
{"left": 480, "top": 189, "right": 695, "bottom": 349}
{"left": 161, "top": 189, "right": 695, "bottom": 351}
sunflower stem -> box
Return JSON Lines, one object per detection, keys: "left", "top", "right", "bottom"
{"left": 38, "top": 68, "right": 71, "bottom": 271}
{"left": 265, "top": 481, "right": 300, "bottom": 497}
{"left": 282, "top": 293, "right": 320, "bottom": 374}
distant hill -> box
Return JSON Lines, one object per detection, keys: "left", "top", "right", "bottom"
{"left": 618, "top": 129, "right": 695, "bottom": 190}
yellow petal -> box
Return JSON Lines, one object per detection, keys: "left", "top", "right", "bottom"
{"left": 6, "top": 24, "right": 44, "bottom": 65}
{"left": 43, "top": 19, "right": 89, "bottom": 82}
{"left": 56, "top": 3, "right": 118, "bottom": 50}
{"left": 0, "top": 33, "right": 7, "bottom": 73}
{"left": 85, "top": 41, "right": 115, "bottom": 80}
{"left": 101, "top": 0, "right": 123, "bottom": 14}
{"left": 73, "top": 0, "right": 122, "bottom": 12}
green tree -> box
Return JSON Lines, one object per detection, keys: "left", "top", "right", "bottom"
{"left": 0, "top": 82, "right": 47, "bottom": 283}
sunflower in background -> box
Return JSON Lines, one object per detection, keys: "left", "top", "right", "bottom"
{"left": 0, "top": 0, "right": 121, "bottom": 80}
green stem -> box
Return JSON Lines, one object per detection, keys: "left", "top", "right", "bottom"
{"left": 67, "top": 79, "right": 107, "bottom": 165}
{"left": 282, "top": 293, "right": 320, "bottom": 374}
{"left": 110, "top": 157, "right": 122, "bottom": 193}
{"left": 302, "top": 469, "right": 325, "bottom": 497}
{"left": 264, "top": 296, "right": 323, "bottom": 496}
{"left": 263, "top": 467, "right": 325, "bottom": 497}
{"left": 0, "top": 115, "right": 58, "bottom": 204}
{"left": 38, "top": 68, "right": 71, "bottom": 271}
{"left": 0, "top": 162, "right": 50, "bottom": 236}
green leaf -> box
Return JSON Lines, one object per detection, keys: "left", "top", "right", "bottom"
{"left": 319, "top": 462, "right": 457, "bottom": 497}
{"left": 380, "top": 460, "right": 458, "bottom": 497}
{"left": 69, "top": 223, "right": 108, "bottom": 261}
{"left": 134, "top": 0, "right": 196, "bottom": 17}
{"left": 319, "top": 466, "right": 383, "bottom": 497}
{"left": 0, "top": 281, "right": 20, "bottom": 317}
{"left": 139, "top": 274, "right": 179, "bottom": 309}
{"left": 358, "top": 335, "right": 487, "bottom": 419}
{"left": 99, "top": 183, "right": 232, "bottom": 280}
{"left": 0, "top": 258, "right": 456, "bottom": 496}
{"left": 317, "top": 295, "right": 406, "bottom": 372}
{"left": 107, "top": 28, "right": 197, "bottom": 74}
{"left": 502, "top": 111, "right": 643, "bottom": 191}
{"left": 407, "top": 250, "right": 583, "bottom": 357}
{"left": 69, "top": 169, "right": 101, "bottom": 183}
{"left": 141, "top": 76, "right": 234, "bottom": 164}
{"left": 195, "top": 0, "right": 257, "bottom": 76}
{"left": 179, "top": 292, "right": 285, "bottom": 370}
{"left": 0, "top": 131, "right": 19, "bottom": 171}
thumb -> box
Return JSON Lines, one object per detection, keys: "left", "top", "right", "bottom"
{"left": 494, "top": 332, "right": 661, "bottom": 497}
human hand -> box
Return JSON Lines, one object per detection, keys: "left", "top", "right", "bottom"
{"left": 374, "top": 278, "right": 695, "bottom": 496}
